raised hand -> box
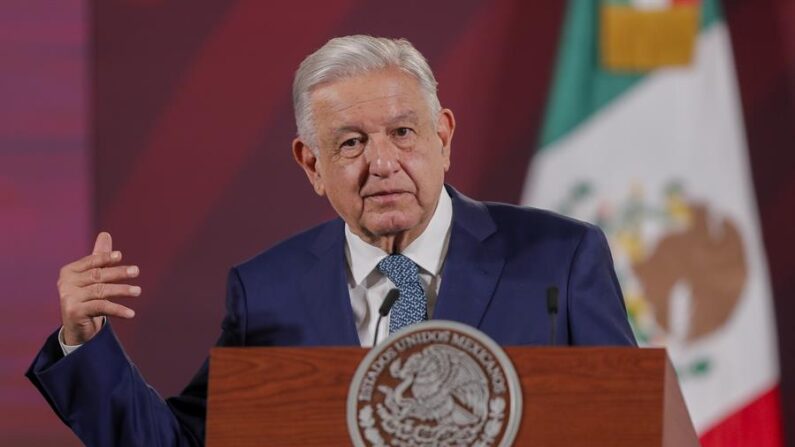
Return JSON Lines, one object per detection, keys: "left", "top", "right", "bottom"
{"left": 57, "top": 232, "right": 141, "bottom": 345}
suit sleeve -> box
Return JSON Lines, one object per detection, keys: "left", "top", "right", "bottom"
{"left": 567, "top": 225, "right": 637, "bottom": 346}
{"left": 25, "top": 267, "right": 248, "bottom": 447}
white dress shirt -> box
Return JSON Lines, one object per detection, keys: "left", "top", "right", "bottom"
{"left": 346, "top": 187, "right": 453, "bottom": 347}
{"left": 60, "top": 188, "right": 454, "bottom": 354}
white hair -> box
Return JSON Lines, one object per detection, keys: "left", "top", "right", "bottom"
{"left": 292, "top": 35, "right": 442, "bottom": 149}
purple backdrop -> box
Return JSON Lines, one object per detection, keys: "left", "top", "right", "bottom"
{"left": 0, "top": 1, "right": 90, "bottom": 445}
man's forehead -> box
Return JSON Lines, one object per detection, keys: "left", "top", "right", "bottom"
{"left": 313, "top": 68, "right": 422, "bottom": 102}
{"left": 310, "top": 75, "right": 429, "bottom": 131}
{"left": 315, "top": 91, "right": 408, "bottom": 114}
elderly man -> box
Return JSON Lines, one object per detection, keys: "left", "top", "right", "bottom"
{"left": 27, "top": 35, "right": 635, "bottom": 445}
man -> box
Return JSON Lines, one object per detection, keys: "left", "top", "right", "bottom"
{"left": 27, "top": 35, "right": 636, "bottom": 446}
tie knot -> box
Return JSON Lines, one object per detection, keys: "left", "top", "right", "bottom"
{"left": 377, "top": 254, "right": 419, "bottom": 288}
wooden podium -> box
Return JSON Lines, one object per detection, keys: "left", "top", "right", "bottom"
{"left": 206, "top": 347, "right": 699, "bottom": 446}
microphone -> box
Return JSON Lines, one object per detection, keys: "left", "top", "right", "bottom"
{"left": 372, "top": 289, "right": 400, "bottom": 347}
{"left": 546, "top": 286, "right": 559, "bottom": 346}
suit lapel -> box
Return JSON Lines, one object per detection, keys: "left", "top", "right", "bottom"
{"left": 434, "top": 187, "right": 505, "bottom": 328}
{"left": 299, "top": 219, "right": 360, "bottom": 346}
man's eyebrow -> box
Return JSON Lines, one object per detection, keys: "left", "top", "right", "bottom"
{"left": 331, "top": 112, "right": 420, "bottom": 137}
{"left": 332, "top": 125, "right": 363, "bottom": 137}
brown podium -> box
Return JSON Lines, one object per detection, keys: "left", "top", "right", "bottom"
{"left": 206, "top": 347, "right": 699, "bottom": 446}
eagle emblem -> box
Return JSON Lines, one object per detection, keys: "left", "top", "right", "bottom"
{"left": 348, "top": 321, "right": 521, "bottom": 447}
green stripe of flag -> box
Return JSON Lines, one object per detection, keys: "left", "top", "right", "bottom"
{"left": 538, "top": 0, "right": 724, "bottom": 149}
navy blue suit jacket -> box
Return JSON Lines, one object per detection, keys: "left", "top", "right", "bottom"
{"left": 26, "top": 186, "right": 636, "bottom": 446}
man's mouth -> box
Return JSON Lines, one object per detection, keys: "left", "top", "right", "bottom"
{"left": 364, "top": 190, "right": 410, "bottom": 202}
{"left": 367, "top": 190, "right": 405, "bottom": 196}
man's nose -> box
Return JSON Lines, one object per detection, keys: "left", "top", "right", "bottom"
{"left": 365, "top": 134, "right": 401, "bottom": 177}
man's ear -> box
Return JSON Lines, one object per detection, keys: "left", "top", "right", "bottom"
{"left": 436, "top": 108, "right": 456, "bottom": 172}
{"left": 292, "top": 138, "right": 325, "bottom": 196}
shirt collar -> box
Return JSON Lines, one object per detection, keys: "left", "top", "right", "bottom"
{"left": 345, "top": 187, "right": 453, "bottom": 285}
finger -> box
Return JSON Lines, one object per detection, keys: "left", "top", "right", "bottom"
{"left": 83, "top": 299, "right": 135, "bottom": 319}
{"left": 65, "top": 250, "right": 123, "bottom": 273}
{"left": 74, "top": 265, "right": 140, "bottom": 287}
{"left": 80, "top": 283, "right": 142, "bottom": 301}
{"left": 93, "top": 232, "right": 113, "bottom": 255}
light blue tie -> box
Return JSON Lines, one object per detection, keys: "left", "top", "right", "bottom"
{"left": 377, "top": 254, "right": 428, "bottom": 333}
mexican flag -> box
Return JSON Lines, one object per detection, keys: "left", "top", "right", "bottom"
{"left": 521, "top": 0, "right": 782, "bottom": 445}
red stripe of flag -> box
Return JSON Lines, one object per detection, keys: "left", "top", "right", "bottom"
{"left": 700, "top": 385, "right": 783, "bottom": 447}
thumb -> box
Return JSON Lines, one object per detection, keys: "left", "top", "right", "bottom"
{"left": 93, "top": 231, "right": 113, "bottom": 254}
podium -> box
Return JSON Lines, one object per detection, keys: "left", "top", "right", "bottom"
{"left": 206, "top": 347, "right": 699, "bottom": 446}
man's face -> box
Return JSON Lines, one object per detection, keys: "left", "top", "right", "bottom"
{"left": 293, "top": 68, "right": 455, "bottom": 249}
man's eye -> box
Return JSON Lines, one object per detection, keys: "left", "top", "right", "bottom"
{"left": 340, "top": 138, "right": 361, "bottom": 149}
{"left": 394, "top": 127, "right": 413, "bottom": 138}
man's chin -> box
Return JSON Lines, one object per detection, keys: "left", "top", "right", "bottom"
{"left": 361, "top": 215, "right": 420, "bottom": 239}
